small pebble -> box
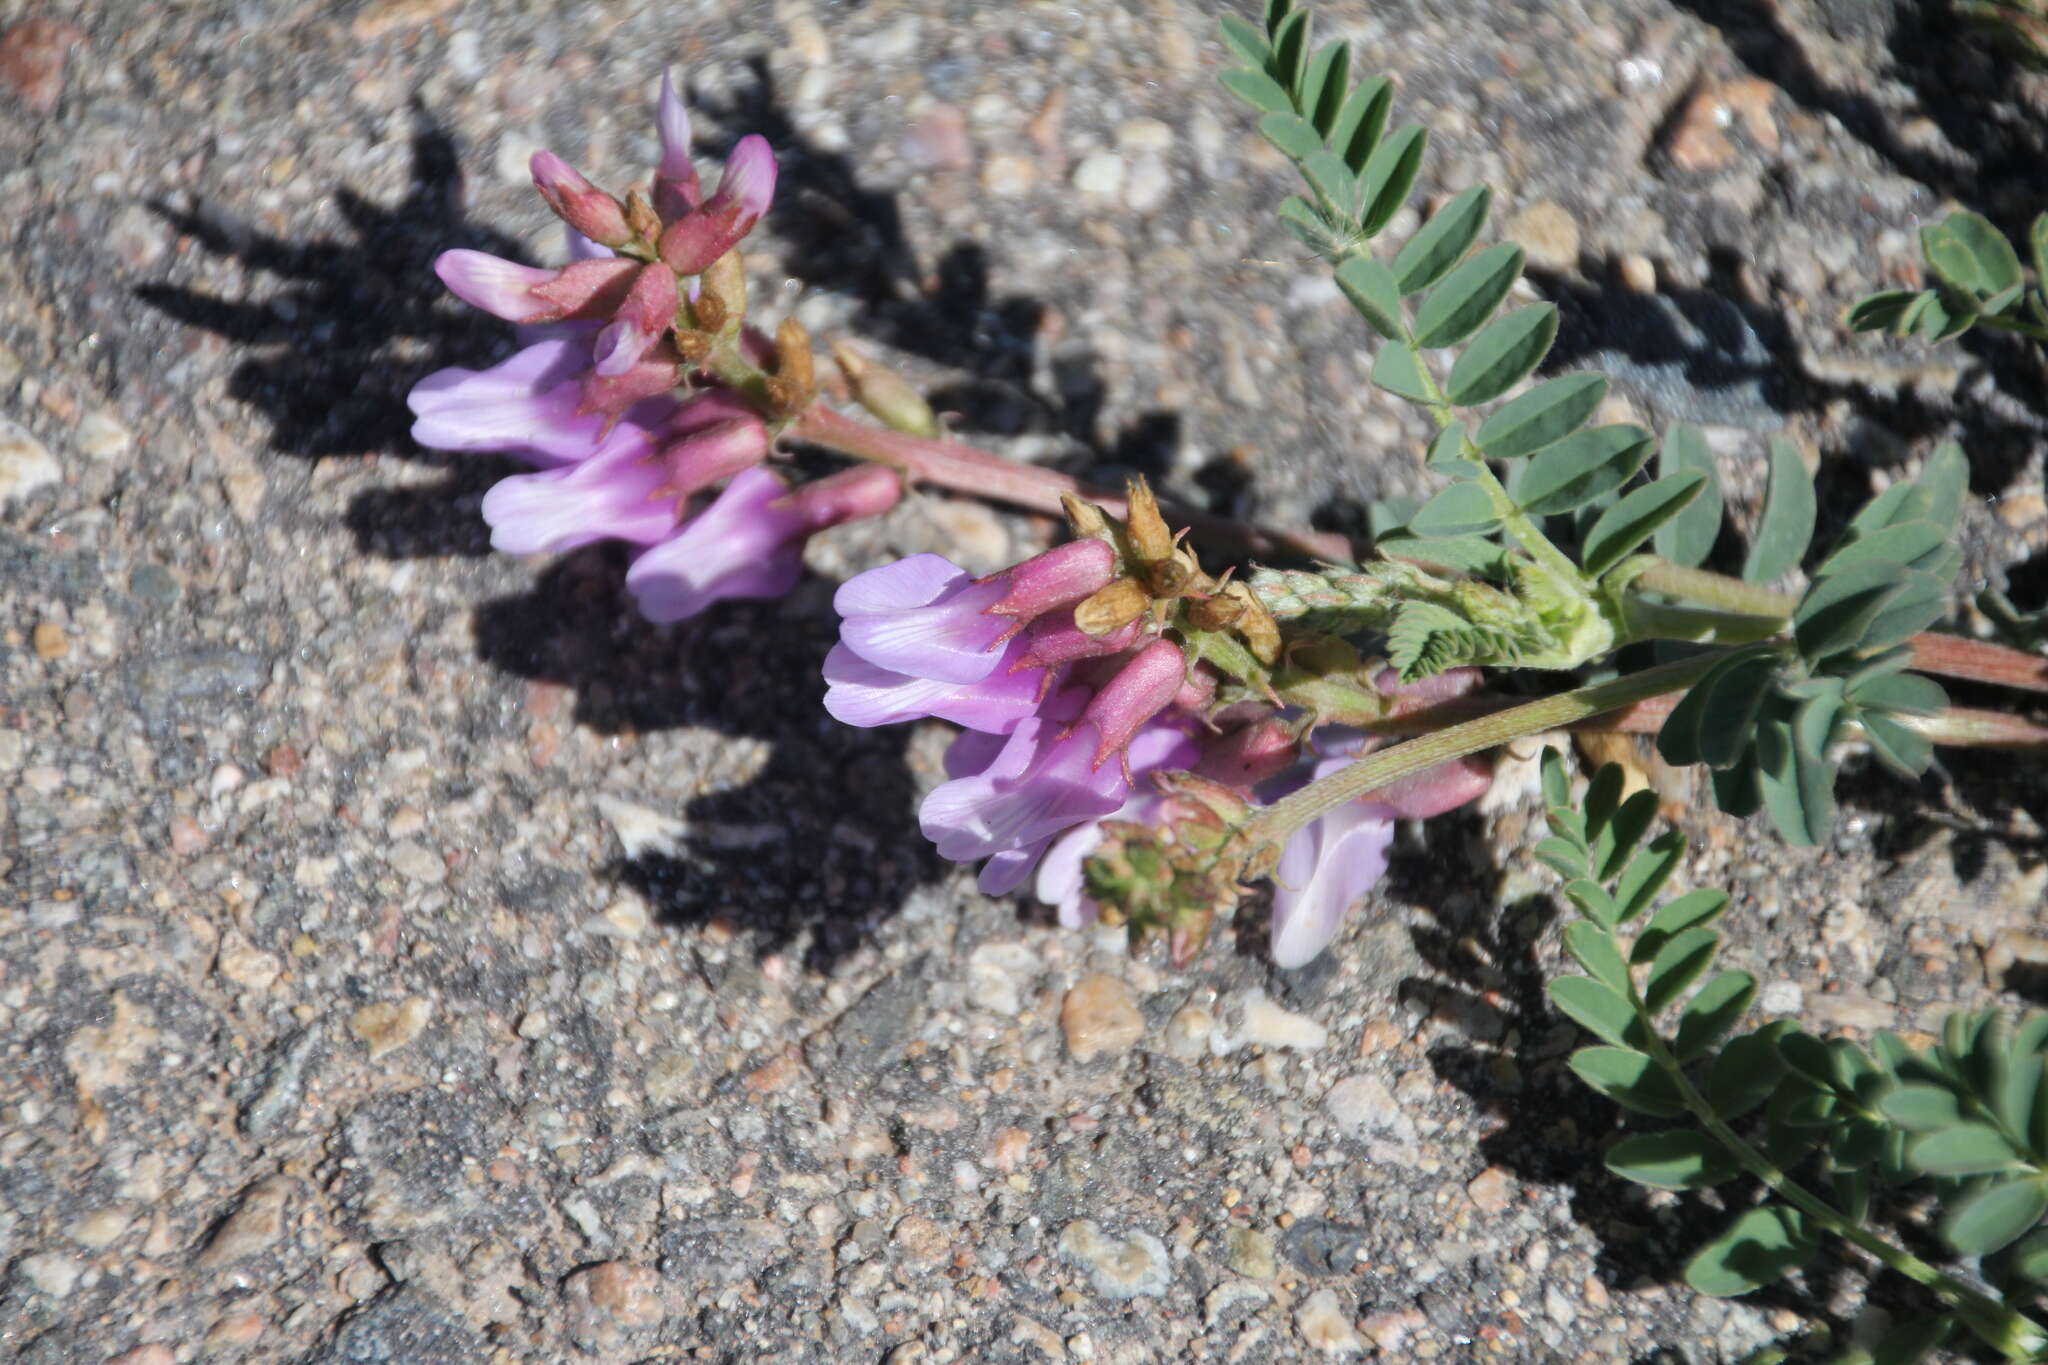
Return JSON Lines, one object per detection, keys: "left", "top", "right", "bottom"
{"left": 1296, "top": 1287, "right": 1367, "bottom": 1355}
{"left": 32, "top": 622, "right": 66, "bottom": 660}
{"left": 1061, "top": 975, "right": 1144, "bottom": 1061}
{"left": 350, "top": 997, "right": 431, "bottom": 1059}
{"left": 1071, "top": 151, "right": 1125, "bottom": 199}
{"left": 1055, "top": 1219, "right": 1171, "bottom": 1300}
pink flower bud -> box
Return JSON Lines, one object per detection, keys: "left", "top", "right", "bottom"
{"left": 577, "top": 349, "right": 684, "bottom": 422}
{"left": 1194, "top": 717, "right": 1301, "bottom": 788}
{"left": 782, "top": 463, "right": 904, "bottom": 532}
{"left": 655, "top": 134, "right": 779, "bottom": 276}
{"left": 654, "top": 416, "right": 770, "bottom": 500}
{"left": 525, "top": 257, "right": 642, "bottom": 321}
{"left": 653, "top": 70, "right": 702, "bottom": 222}
{"left": 591, "top": 263, "right": 681, "bottom": 377}
{"left": 986, "top": 539, "right": 1118, "bottom": 622}
{"left": 530, "top": 151, "right": 633, "bottom": 247}
{"left": 1012, "top": 610, "right": 1143, "bottom": 672}
{"left": 1081, "top": 638, "right": 1186, "bottom": 768}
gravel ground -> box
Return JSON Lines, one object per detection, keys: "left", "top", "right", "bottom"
{"left": 4, "top": 0, "right": 2048, "bottom": 1361}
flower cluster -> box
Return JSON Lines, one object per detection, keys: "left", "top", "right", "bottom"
{"left": 824, "top": 507, "right": 1491, "bottom": 964}
{"left": 404, "top": 75, "right": 893, "bottom": 623}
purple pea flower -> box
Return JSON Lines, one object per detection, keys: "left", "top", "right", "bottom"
{"left": 627, "top": 462, "right": 903, "bottom": 624}
{"left": 833, "top": 542, "right": 1118, "bottom": 686}
{"left": 654, "top": 70, "right": 701, "bottom": 222}
{"left": 822, "top": 637, "right": 1052, "bottom": 733}
{"left": 474, "top": 389, "right": 767, "bottom": 556}
{"left": 407, "top": 337, "right": 675, "bottom": 466}
{"left": 918, "top": 641, "right": 1193, "bottom": 894}
{"left": 657, "top": 134, "right": 780, "bottom": 276}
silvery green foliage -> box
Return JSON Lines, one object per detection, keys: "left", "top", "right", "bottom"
{"left": 1221, "top": 1, "right": 1966, "bottom": 846}
{"left": 1542, "top": 755, "right": 2048, "bottom": 1363}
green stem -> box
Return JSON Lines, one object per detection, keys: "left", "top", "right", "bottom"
{"left": 1619, "top": 593, "right": 1790, "bottom": 646}
{"left": 1240, "top": 649, "right": 1736, "bottom": 848}
{"left": 1630, "top": 559, "right": 1797, "bottom": 619}
{"left": 1640, "top": 1025, "right": 2048, "bottom": 1360}
{"left": 1398, "top": 325, "right": 1591, "bottom": 596}
{"left": 1976, "top": 310, "right": 2048, "bottom": 345}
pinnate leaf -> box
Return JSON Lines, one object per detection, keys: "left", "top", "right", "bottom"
{"left": 1653, "top": 424, "right": 1722, "bottom": 568}
{"left": 1475, "top": 373, "right": 1607, "bottom": 459}
{"left": 1445, "top": 304, "right": 1558, "bottom": 406}
{"left": 1606, "top": 1130, "right": 1741, "bottom": 1190}
{"left": 1392, "top": 185, "right": 1491, "bottom": 294}
{"left": 1516, "top": 424, "right": 1654, "bottom": 516}
{"left": 1685, "top": 1205, "right": 1816, "bottom": 1297}
{"left": 1742, "top": 438, "right": 1814, "bottom": 585}
{"left": 1570, "top": 1045, "right": 1685, "bottom": 1116}
{"left": 1413, "top": 243, "right": 1523, "bottom": 349}
{"left": 1582, "top": 472, "right": 1706, "bottom": 578}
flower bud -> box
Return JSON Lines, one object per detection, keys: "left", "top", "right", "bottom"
{"left": 776, "top": 317, "right": 815, "bottom": 396}
{"left": 782, "top": 463, "right": 904, "bottom": 531}
{"left": 624, "top": 189, "right": 662, "bottom": 243}
{"left": 1184, "top": 591, "right": 1246, "bottom": 632}
{"left": 1082, "top": 638, "right": 1186, "bottom": 767}
{"left": 527, "top": 257, "right": 643, "bottom": 321}
{"left": 988, "top": 539, "right": 1118, "bottom": 622}
{"left": 1073, "top": 577, "right": 1149, "bottom": 635}
{"left": 652, "top": 414, "right": 770, "bottom": 500}
{"left": 1195, "top": 717, "right": 1302, "bottom": 787}
{"left": 653, "top": 70, "right": 702, "bottom": 223}
{"left": 1223, "top": 580, "right": 1281, "bottom": 664}
{"left": 592, "top": 263, "right": 681, "bottom": 377}
{"left": 531, "top": 152, "right": 633, "bottom": 248}
{"left": 1012, "top": 611, "right": 1143, "bottom": 672}
{"left": 831, "top": 340, "right": 939, "bottom": 439}
{"left": 1123, "top": 476, "right": 1175, "bottom": 565}
{"left": 1061, "top": 492, "right": 1111, "bottom": 541}
{"left": 693, "top": 250, "right": 744, "bottom": 331}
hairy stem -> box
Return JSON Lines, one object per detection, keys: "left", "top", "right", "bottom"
{"left": 1630, "top": 560, "right": 1798, "bottom": 619}
{"left": 791, "top": 405, "right": 1356, "bottom": 563}
{"left": 1242, "top": 650, "right": 1737, "bottom": 848}
{"left": 1619, "top": 593, "right": 1791, "bottom": 646}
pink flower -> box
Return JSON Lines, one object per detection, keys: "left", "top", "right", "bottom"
{"left": 657, "top": 134, "right": 779, "bottom": 276}
{"left": 822, "top": 638, "right": 1052, "bottom": 733}
{"left": 653, "top": 70, "right": 701, "bottom": 222}
{"left": 832, "top": 543, "right": 1119, "bottom": 687}
{"left": 433, "top": 253, "right": 638, "bottom": 324}
{"left": 530, "top": 150, "right": 631, "bottom": 247}
{"left": 477, "top": 390, "right": 766, "bottom": 555}
{"left": 917, "top": 646, "right": 1193, "bottom": 894}
{"left": 626, "top": 463, "right": 902, "bottom": 624}
{"left": 407, "top": 338, "right": 669, "bottom": 466}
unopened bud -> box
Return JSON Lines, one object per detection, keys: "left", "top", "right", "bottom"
{"left": 783, "top": 463, "right": 903, "bottom": 531}
{"left": 1062, "top": 492, "right": 1111, "bottom": 540}
{"left": 1123, "top": 476, "right": 1175, "bottom": 565}
{"left": 775, "top": 317, "right": 815, "bottom": 398}
{"left": 1145, "top": 555, "right": 1192, "bottom": 598}
{"left": 1223, "top": 581, "right": 1281, "bottom": 665}
{"left": 1073, "top": 577, "right": 1150, "bottom": 635}
{"left": 1083, "top": 638, "right": 1187, "bottom": 766}
{"left": 531, "top": 152, "right": 633, "bottom": 247}
{"left": 830, "top": 340, "right": 939, "bottom": 438}
{"left": 1184, "top": 592, "right": 1246, "bottom": 632}
{"left": 624, "top": 189, "right": 662, "bottom": 243}
{"left": 989, "top": 540, "right": 1117, "bottom": 622}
